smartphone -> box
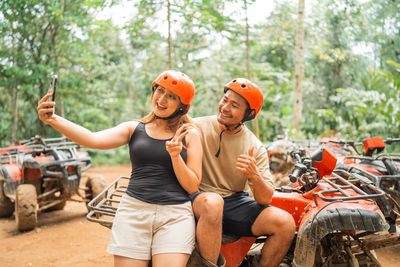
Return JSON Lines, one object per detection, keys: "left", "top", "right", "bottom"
{"left": 47, "top": 74, "right": 57, "bottom": 116}
{"left": 49, "top": 74, "right": 57, "bottom": 102}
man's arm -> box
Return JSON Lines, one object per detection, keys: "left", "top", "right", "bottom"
{"left": 236, "top": 146, "right": 274, "bottom": 205}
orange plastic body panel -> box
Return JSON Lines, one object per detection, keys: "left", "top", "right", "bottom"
{"left": 23, "top": 168, "right": 43, "bottom": 181}
{"left": 2, "top": 163, "right": 23, "bottom": 181}
{"left": 364, "top": 137, "right": 385, "bottom": 153}
{"left": 313, "top": 148, "right": 337, "bottom": 178}
{"left": 221, "top": 236, "right": 256, "bottom": 267}
{"left": 23, "top": 154, "right": 53, "bottom": 181}
{"left": 270, "top": 191, "right": 310, "bottom": 227}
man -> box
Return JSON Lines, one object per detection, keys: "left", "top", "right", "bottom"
{"left": 191, "top": 78, "right": 296, "bottom": 267}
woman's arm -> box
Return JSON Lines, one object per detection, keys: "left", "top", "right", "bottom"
{"left": 166, "top": 125, "right": 202, "bottom": 194}
{"left": 37, "top": 91, "right": 137, "bottom": 149}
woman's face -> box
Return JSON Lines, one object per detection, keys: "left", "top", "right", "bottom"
{"left": 152, "top": 85, "right": 182, "bottom": 118}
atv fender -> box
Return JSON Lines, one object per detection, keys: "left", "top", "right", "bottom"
{"left": 292, "top": 207, "right": 388, "bottom": 267}
{"left": 0, "top": 165, "right": 22, "bottom": 200}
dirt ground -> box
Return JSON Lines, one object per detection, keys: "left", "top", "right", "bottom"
{"left": 1, "top": 165, "right": 400, "bottom": 267}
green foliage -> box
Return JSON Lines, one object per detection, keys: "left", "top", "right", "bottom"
{"left": 86, "top": 146, "right": 130, "bottom": 166}
{"left": 1, "top": 0, "right": 400, "bottom": 163}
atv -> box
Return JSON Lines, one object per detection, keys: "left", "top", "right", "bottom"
{"left": 322, "top": 137, "right": 400, "bottom": 231}
{"left": 86, "top": 145, "right": 400, "bottom": 267}
{"left": 0, "top": 135, "right": 106, "bottom": 231}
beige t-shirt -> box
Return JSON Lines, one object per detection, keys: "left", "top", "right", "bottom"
{"left": 194, "top": 115, "right": 273, "bottom": 197}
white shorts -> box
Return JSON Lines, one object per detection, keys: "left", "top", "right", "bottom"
{"left": 107, "top": 194, "right": 195, "bottom": 260}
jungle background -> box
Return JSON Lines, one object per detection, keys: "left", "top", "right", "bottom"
{"left": 1, "top": 0, "right": 399, "bottom": 165}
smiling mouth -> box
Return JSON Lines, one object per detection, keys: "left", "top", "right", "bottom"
{"left": 218, "top": 112, "right": 231, "bottom": 119}
{"left": 156, "top": 103, "right": 167, "bottom": 110}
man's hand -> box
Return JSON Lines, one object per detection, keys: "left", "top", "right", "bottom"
{"left": 236, "top": 146, "right": 260, "bottom": 180}
{"left": 166, "top": 125, "right": 189, "bottom": 158}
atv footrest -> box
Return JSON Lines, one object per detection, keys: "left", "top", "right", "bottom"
{"left": 86, "top": 176, "right": 129, "bottom": 228}
{"left": 360, "top": 231, "right": 400, "bottom": 250}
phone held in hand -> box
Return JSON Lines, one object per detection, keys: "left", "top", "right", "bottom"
{"left": 49, "top": 74, "right": 57, "bottom": 102}
{"left": 47, "top": 74, "right": 57, "bottom": 116}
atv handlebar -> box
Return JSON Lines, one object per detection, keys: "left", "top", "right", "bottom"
{"left": 326, "top": 137, "right": 400, "bottom": 156}
{"left": 287, "top": 149, "right": 320, "bottom": 190}
{"left": 384, "top": 138, "right": 400, "bottom": 145}
{"left": 289, "top": 163, "right": 307, "bottom": 183}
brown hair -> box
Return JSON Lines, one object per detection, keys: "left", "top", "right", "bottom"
{"left": 139, "top": 112, "right": 193, "bottom": 132}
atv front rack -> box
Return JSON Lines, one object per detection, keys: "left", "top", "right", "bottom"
{"left": 309, "top": 168, "right": 386, "bottom": 205}
{"left": 86, "top": 176, "right": 130, "bottom": 228}
{"left": 0, "top": 136, "right": 82, "bottom": 164}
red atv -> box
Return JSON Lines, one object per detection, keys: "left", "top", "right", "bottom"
{"left": 0, "top": 135, "right": 106, "bottom": 231}
{"left": 322, "top": 137, "right": 400, "bottom": 232}
{"left": 87, "top": 146, "right": 399, "bottom": 267}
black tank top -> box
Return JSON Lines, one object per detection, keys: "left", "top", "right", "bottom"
{"left": 126, "top": 122, "right": 190, "bottom": 204}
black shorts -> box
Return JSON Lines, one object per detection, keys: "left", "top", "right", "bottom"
{"left": 189, "top": 191, "right": 268, "bottom": 237}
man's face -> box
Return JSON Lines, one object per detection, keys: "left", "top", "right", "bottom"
{"left": 217, "top": 90, "right": 248, "bottom": 128}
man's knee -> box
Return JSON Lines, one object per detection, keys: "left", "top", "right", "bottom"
{"left": 193, "top": 192, "right": 224, "bottom": 223}
{"left": 270, "top": 209, "right": 296, "bottom": 239}
{"left": 252, "top": 207, "right": 296, "bottom": 237}
{"left": 278, "top": 211, "right": 296, "bottom": 235}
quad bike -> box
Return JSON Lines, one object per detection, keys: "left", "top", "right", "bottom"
{"left": 322, "top": 137, "right": 400, "bottom": 231}
{"left": 240, "top": 146, "right": 399, "bottom": 267}
{"left": 87, "top": 145, "right": 400, "bottom": 267}
{"left": 266, "top": 139, "right": 300, "bottom": 187}
{"left": 0, "top": 135, "right": 106, "bottom": 231}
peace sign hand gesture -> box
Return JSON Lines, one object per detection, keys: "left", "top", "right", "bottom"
{"left": 166, "top": 124, "right": 190, "bottom": 158}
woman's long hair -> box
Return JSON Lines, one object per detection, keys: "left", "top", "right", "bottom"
{"left": 140, "top": 112, "right": 193, "bottom": 132}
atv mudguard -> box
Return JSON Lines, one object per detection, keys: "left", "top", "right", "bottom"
{"left": 292, "top": 207, "right": 388, "bottom": 267}
{"left": 0, "top": 164, "right": 22, "bottom": 200}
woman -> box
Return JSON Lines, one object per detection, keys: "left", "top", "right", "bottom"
{"left": 37, "top": 70, "right": 202, "bottom": 267}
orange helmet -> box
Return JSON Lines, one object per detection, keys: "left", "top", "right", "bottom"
{"left": 224, "top": 78, "right": 263, "bottom": 120}
{"left": 152, "top": 70, "right": 195, "bottom": 112}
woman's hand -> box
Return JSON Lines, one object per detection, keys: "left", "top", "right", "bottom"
{"left": 37, "top": 90, "right": 56, "bottom": 124}
{"left": 166, "top": 124, "right": 189, "bottom": 158}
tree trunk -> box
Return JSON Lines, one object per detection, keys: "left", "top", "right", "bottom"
{"left": 167, "top": 0, "right": 172, "bottom": 69}
{"left": 11, "top": 85, "right": 19, "bottom": 143}
{"left": 244, "top": 0, "right": 259, "bottom": 137}
{"left": 244, "top": 0, "right": 250, "bottom": 80}
{"left": 294, "top": 0, "right": 305, "bottom": 131}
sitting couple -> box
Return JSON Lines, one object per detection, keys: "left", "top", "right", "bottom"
{"left": 37, "top": 70, "right": 295, "bottom": 267}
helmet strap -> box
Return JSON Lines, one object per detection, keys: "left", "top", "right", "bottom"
{"left": 215, "top": 130, "right": 225, "bottom": 157}
{"left": 215, "top": 122, "right": 243, "bottom": 158}
{"left": 215, "top": 109, "right": 255, "bottom": 158}
{"left": 154, "top": 105, "right": 188, "bottom": 120}
{"left": 243, "top": 109, "right": 256, "bottom": 122}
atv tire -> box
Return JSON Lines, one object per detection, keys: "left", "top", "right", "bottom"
{"left": 15, "top": 184, "right": 38, "bottom": 231}
{"left": 0, "top": 180, "right": 14, "bottom": 217}
{"left": 85, "top": 174, "right": 106, "bottom": 210}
